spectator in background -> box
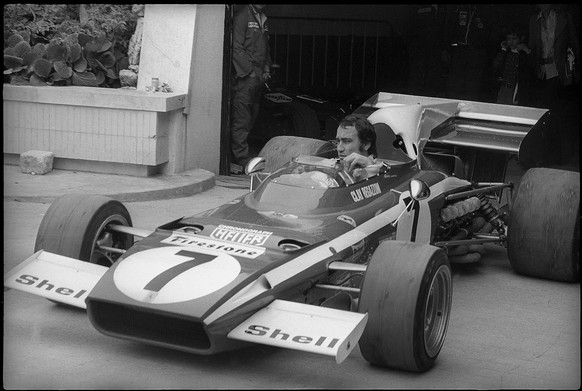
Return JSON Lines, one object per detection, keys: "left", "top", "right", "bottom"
{"left": 492, "top": 25, "right": 534, "bottom": 105}
{"left": 528, "top": 4, "right": 579, "bottom": 108}
{"left": 230, "top": 4, "right": 272, "bottom": 174}
{"left": 406, "top": 4, "right": 448, "bottom": 97}
{"left": 442, "top": 4, "right": 498, "bottom": 101}
{"left": 528, "top": 4, "right": 579, "bottom": 165}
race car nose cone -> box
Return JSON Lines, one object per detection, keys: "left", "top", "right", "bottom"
{"left": 113, "top": 246, "right": 241, "bottom": 304}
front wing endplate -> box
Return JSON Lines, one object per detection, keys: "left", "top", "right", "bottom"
{"left": 4, "top": 250, "right": 108, "bottom": 309}
{"left": 228, "top": 299, "right": 368, "bottom": 363}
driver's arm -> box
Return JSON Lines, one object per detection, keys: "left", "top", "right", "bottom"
{"left": 344, "top": 153, "right": 387, "bottom": 181}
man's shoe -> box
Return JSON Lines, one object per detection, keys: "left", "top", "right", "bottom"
{"left": 230, "top": 162, "right": 244, "bottom": 175}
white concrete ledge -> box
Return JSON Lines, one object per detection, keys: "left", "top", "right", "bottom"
{"left": 3, "top": 84, "right": 187, "bottom": 112}
{"left": 3, "top": 84, "right": 189, "bottom": 175}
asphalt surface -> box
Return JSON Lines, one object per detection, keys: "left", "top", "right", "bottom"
{"left": 2, "top": 161, "right": 580, "bottom": 389}
{"left": 3, "top": 164, "right": 220, "bottom": 203}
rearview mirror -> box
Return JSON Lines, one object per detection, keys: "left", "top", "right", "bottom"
{"left": 392, "top": 179, "right": 430, "bottom": 227}
{"left": 245, "top": 157, "right": 266, "bottom": 175}
{"left": 409, "top": 179, "right": 430, "bottom": 201}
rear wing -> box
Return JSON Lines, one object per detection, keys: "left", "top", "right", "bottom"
{"left": 357, "top": 92, "right": 548, "bottom": 168}
{"left": 427, "top": 102, "right": 548, "bottom": 168}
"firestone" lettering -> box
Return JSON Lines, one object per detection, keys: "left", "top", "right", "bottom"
{"left": 162, "top": 234, "right": 265, "bottom": 259}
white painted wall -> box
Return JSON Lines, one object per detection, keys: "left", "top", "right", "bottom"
{"left": 138, "top": 4, "right": 225, "bottom": 174}
{"left": 184, "top": 5, "right": 225, "bottom": 174}
{"left": 137, "top": 5, "right": 198, "bottom": 94}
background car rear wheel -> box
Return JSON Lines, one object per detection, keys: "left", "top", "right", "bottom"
{"left": 258, "top": 135, "right": 336, "bottom": 172}
{"left": 35, "top": 194, "right": 133, "bottom": 267}
{"left": 358, "top": 240, "right": 452, "bottom": 372}
{"left": 507, "top": 168, "right": 580, "bottom": 282}
{"left": 283, "top": 102, "right": 321, "bottom": 139}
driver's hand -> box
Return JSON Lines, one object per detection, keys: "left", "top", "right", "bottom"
{"left": 343, "top": 153, "right": 374, "bottom": 172}
{"left": 352, "top": 168, "right": 369, "bottom": 181}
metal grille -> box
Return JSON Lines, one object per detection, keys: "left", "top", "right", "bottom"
{"left": 268, "top": 16, "right": 403, "bottom": 93}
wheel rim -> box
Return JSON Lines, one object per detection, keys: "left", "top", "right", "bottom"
{"left": 90, "top": 214, "right": 131, "bottom": 267}
{"left": 423, "top": 264, "right": 452, "bottom": 358}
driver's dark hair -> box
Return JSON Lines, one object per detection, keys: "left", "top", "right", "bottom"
{"left": 338, "top": 114, "right": 377, "bottom": 158}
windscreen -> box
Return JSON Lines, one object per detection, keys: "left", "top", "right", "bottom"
{"left": 247, "top": 156, "right": 354, "bottom": 214}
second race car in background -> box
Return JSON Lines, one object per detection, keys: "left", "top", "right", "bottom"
{"left": 250, "top": 64, "right": 359, "bottom": 143}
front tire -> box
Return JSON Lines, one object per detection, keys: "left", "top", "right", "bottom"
{"left": 35, "top": 194, "right": 133, "bottom": 267}
{"left": 358, "top": 240, "right": 452, "bottom": 372}
{"left": 507, "top": 168, "right": 580, "bottom": 282}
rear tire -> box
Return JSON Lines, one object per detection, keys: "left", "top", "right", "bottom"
{"left": 507, "top": 168, "right": 580, "bottom": 282}
{"left": 284, "top": 102, "right": 321, "bottom": 139}
{"left": 258, "top": 135, "right": 336, "bottom": 172}
{"left": 35, "top": 194, "right": 133, "bottom": 267}
{"left": 358, "top": 240, "right": 452, "bottom": 372}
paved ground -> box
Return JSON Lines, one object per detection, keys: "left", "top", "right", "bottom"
{"left": 3, "top": 164, "right": 219, "bottom": 203}
{"left": 3, "top": 179, "right": 580, "bottom": 389}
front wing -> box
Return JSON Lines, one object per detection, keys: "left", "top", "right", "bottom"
{"left": 5, "top": 250, "right": 368, "bottom": 363}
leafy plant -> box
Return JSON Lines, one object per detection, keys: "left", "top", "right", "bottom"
{"left": 4, "top": 31, "right": 129, "bottom": 87}
{"left": 3, "top": 4, "right": 136, "bottom": 87}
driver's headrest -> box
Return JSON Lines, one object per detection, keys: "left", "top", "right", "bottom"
{"left": 368, "top": 105, "right": 423, "bottom": 159}
{"left": 374, "top": 123, "right": 412, "bottom": 162}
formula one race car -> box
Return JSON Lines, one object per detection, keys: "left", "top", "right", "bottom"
{"left": 4, "top": 93, "right": 579, "bottom": 373}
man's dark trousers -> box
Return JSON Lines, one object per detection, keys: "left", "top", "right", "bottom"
{"left": 230, "top": 74, "right": 264, "bottom": 166}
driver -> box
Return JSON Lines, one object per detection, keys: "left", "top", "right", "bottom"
{"left": 335, "top": 114, "right": 385, "bottom": 181}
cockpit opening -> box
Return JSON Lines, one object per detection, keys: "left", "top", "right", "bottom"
{"left": 269, "top": 156, "right": 355, "bottom": 189}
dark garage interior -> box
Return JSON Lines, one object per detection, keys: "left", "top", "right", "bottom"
{"left": 257, "top": 4, "right": 568, "bottom": 99}
{"left": 222, "top": 4, "right": 580, "bottom": 173}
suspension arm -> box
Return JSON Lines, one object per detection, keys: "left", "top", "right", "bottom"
{"left": 445, "top": 183, "right": 513, "bottom": 201}
{"left": 107, "top": 224, "right": 154, "bottom": 238}
{"left": 433, "top": 234, "right": 506, "bottom": 247}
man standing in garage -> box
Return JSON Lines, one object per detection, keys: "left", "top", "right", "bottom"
{"left": 229, "top": 4, "right": 273, "bottom": 174}
{"left": 406, "top": 4, "right": 448, "bottom": 97}
{"left": 442, "top": 4, "right": 498, "bottom": 101}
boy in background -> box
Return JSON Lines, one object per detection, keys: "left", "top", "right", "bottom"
{"left": 492, "top": 25, "right": 533, "bottom": 105}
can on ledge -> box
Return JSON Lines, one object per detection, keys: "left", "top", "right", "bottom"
{"left": 151, "top": 78, "right": 160, "bottom": 91}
